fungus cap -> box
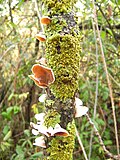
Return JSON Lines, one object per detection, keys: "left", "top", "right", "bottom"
{"left": 75, "top": 97, "right": 88, "bottom": 117}
{"left": 32, "top": 129, "right": 39, "bottom": 136}
{"left": 29, "top": 64, "right": 55, "bottom": 88}
{"left": 40, "top": 16, "right": 51, "bottom": 25}
{"left": 33, "top": 136, "right": 46, "bottom": 148}
{"left": 35, "top": 113, "right": 45, "bottom": 121}
{"left": 36, "top": 33, "right": 46, "bottom": 42}
{"left": 30, "top": 122, "right": 50, "bottom": 137}
{"left": 51, "top": 124, "right": 69, "bottom": 137}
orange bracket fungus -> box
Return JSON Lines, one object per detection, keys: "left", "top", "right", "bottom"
{"left": 36, "top": 32, "right": 46, "bottom": 42}
{"left": 29, "top": 64, "right": 55, "bottom": 88}
{"left": 40, "top": 16, "right": 51, "bottom": 25}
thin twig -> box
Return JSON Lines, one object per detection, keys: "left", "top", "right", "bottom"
{"left": 8, "top": 0, "right": 16, "bottom": 34}
{"left": 34, "top": 0, "right": 44, "bottom": 32}
{"left": 0, "top": 45, "right": 15, "bottom": 61}
{"left": 86, "top": 113, "right": 120, "bottom": 160}
{"left": 109, "top": 73, "right": 120, "bottom": 87}
{"left": 96, "top": 3, "right": 118, "bottom": 43}
{"left": 92, "top": 0, "right": 119, "bottom": 155}
{"left": 88, "top": 18, "right": 99, "bottom": 160}
{"left": 75, "top": 125, "right": 88, "bottom": 160}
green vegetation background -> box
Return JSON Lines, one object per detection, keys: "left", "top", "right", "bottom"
{"left": 0, "top": 0, "right": 119, "bottom": 159}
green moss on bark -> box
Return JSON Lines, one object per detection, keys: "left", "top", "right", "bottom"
{"left": 42, "top": 0, "right": 77, "bottom": 14}
{"left": 46, "top": 34, "right": 80, "bottom": 101}
{"left": 40, "top": 0, "right": 80, "bottom": 159}
{"left": 46, "top": 121, "right": 75, "bottom": 160}
{"left": 44, "top": 110, "right": 61, "bottom": 128}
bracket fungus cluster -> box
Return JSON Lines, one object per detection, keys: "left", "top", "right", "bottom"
{"left": 30, "top": 112, "right": 69, "bottom": 148}
{"left": 36, "top": 16, "right": 51, "bottom": 42}
{"left": 29, "top": 0, "right": 85, "bottom": 158}
{"left": 29, "top": 64, "right": 55, "bottom": 88}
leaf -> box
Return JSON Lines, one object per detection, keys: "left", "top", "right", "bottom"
{"left": 24, "top": 129, "right": 30, "bottom": 137}
{"left": 104, "top": 140, "right": 112, "bottom": 145}
{"left": 30, "top": 152, "right": 43, "bottom": 158}
{"left": 106, "top": 28, "right": 113, "bottom": 36}
{"left": 3, "top": 130, "right": 12, "bottom": 141}
{"left": 13, "top": 106, "right": 21, "bottom": 114}
{"left": 27, "top": 140, "right": 33, "bottom": 148}
{"left": 16, "top": 145, "right": 24, "bottom": 155}
{"left": 9, "top": 22, "right": 17, "bottom": 29}
{"left": 1, "top": 112, "right": 9, "bottom": 119}
{"left": 3, "top": 125, "right": 10, "bottom": 135}
{"left": 7, "top": 107, "right": 14, "bottom": 114}
{"left": 8, "top": 92, "right": 14, "bottom": 101}
{"left": 101, "top": 31, "right": 106, "bottom": 39}
{"left": 18, "top": 0, "right": 25, "bottom": 8}
{"left": 18, "top": 92, "right": 29, "bottom": 99}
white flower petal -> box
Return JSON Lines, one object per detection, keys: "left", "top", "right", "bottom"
{"left": 75, "top": 106, "right": 89, "bottom": 117}
{"left": 38, "top": 94, "right": 47, "bottom": 103}
{"left": 54, "top": 124, "right": 61, "bottom": 129}
{"left": 35, "top": 113, "right": 45, "bottom": 121}
{"left": 37, "top": 125, "right": 50, "bottom": 137}
{"left": 32, "top": 129, "right": 39, "bottom": 135}
{"left": 30, "top": 122, "right": 40, "bottom": 130}
{"left": 75, "top": 97, "right": 83, "bottom": 106}
{"left": 31, "top": 122, "right": 49, "bottom": 137}
{"left": 47, "top": 126, "right": 54, "bottom": 134}
{"left": 33, "top": 136, "right": 46, "bottom": 148}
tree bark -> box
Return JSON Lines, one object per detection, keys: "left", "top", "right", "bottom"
{"left": 42, "top": 0, "right": 80, "bottom": 159}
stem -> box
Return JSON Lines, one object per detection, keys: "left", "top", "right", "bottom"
{"left": 34, "top": 0, "right": 44, "bottom": 32}
{"left": 88, "top": 18, "right": 99, "bottom": 160}
{"left": 75, "top": 126, "right": 88, "bottom": 160}
{"left": 86, "top": 113, "right": 120, "bottom": 160}
{"left": 92, "top": 0, "right": 119, "bottom": 155}
{"left": 8, "top": 0, "right": 16, "bottom": 34}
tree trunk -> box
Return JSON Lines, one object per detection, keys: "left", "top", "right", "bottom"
{"left": 41, "top": 0, "right": 80, "bottom": 159}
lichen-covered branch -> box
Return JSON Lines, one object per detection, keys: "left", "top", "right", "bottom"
{"left": 40, "top": 0, "right": 80, "bottom": 159}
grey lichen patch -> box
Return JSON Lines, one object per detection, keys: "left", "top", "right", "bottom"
{"left": 46, "top": 121, "right": 76, "bottom": 160}
{"left": 46, "top": 34, "right": 80, "bottom": 101}
{"left": 44, "top": 110, "right": 61, "bottom": 128}
{"left": 45, "top": 13, "right": 79, "bottom": 38}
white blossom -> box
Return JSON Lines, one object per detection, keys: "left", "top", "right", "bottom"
{"left": 75, "top": 97, "right": 88, "bottom": 117}
{"left": 38, "top": 94, "right": 47, "bottom": 103}
{"left": 33, "top": 136, "right": 46, "bottom": 148}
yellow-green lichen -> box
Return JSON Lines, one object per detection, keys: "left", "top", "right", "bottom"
{"left": 45, "top": 17, "right": 67, "bottom": 37}
{"left": 46, "top": 34, "right": 80, "bottom": 101}
{"left": 46, "top": 121, "right": 76, "bottom": 160}
{"left": 44, "top": 110, "right": 61, "bottom": 128}
{"left": 42, "top": 0, "right": 77, "bottom": 14}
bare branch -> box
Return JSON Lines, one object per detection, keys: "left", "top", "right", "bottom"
{"left": 75, "top": 126, "right": 88, "bottom": 160}
{"left": 86, "top": 114, "right": 120, "bottom": 160}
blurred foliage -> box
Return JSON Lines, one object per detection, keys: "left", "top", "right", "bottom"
{"left": 0, "top": 0, "right": 120, "bottom": 159}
